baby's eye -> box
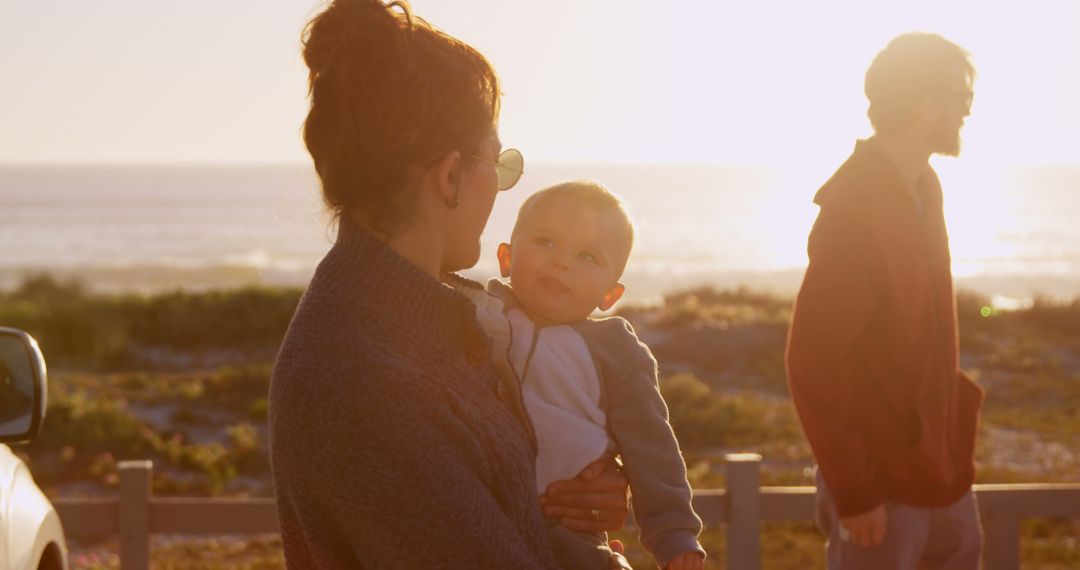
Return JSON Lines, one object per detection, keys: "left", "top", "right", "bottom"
{"left": 579, "top": 251, "right": 598, "bottom": 264}
{"left": 534, "top": 237, "right": 554, "bottom": 248}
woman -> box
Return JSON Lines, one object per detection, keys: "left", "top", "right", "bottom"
{"left": 268, "top": 1, "right": 630, "bottom": 567}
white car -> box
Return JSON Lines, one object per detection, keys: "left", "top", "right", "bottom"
{"left": 0, "top": 328, "right": 67, "bottom": 570}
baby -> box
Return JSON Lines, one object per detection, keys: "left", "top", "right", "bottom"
{"left": 483, "top": 181, "right": 705, "bottom": 570}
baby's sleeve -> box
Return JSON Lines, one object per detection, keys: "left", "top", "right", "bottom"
{"left": 593, "top": 318, "right": 706, "bottom": 567}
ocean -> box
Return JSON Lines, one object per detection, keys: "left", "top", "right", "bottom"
{"left": 2, "top": 162, "right": 1078, "bottom": 305}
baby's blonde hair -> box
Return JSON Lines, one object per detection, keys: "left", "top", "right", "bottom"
{"left": 513, "top": 180, "right": 633, "bottom": 242}
{"left": 511, "top": 180, "right": 635, "bottom": 272}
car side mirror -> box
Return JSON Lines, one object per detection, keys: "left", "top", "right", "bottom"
{"left": 0, "top": 328, "right": 47, "bottom": 443}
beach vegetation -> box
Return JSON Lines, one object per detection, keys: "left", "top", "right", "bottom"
{"left": 4, "top": 275, "right": 1077, "bottom": 567}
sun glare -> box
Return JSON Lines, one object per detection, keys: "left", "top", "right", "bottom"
{"left": 2, "top": 0, "right": 1077, "bottom": 297}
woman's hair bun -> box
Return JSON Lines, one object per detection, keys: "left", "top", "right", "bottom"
{"left": 300, "top": 0, "right": 500, "bottom": 236}
{"left": 302, "top": 0, "right": 414, "bottom": 87}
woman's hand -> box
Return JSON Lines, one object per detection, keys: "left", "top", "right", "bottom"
{"left": 538, "top": 454, "right": 629, "bottom": 533}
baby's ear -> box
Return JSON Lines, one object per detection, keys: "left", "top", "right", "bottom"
{"left": 597, "top": 283, "right": 625, "bottom": 311}
{"left": 496, "top": 243, "right": 512, "bottom": 278}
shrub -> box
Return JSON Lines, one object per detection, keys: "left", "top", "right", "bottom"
{"left": 661, "top": 373, "right": 802, "bottom": 451}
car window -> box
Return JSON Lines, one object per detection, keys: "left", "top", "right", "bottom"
{"left": 0, "top": 335, "right": 34, "bottom": 435}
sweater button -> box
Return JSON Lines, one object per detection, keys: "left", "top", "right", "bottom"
{"left": 467, "top": 346, "right": 488, "bottom": 366}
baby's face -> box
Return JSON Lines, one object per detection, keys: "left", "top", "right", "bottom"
{"left": 501, "top": 195, "right": 630, "bottom": 325}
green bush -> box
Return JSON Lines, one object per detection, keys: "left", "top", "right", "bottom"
{"left": 19, "top": 368, "right": 275, "bottom": 494}
{"left": 629, "top": 286, "right": 792, "bottom": 329}
{"left": 661, "top": 373, "right": 802, "bottom": 451}
{"left": 125, "top": 287, "right": 299, "bottom": 349}
{"left": 0, "top": 275, "right": 301, "bottom": 369}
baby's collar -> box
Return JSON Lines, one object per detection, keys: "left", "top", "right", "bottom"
{"left": 443, "top": 274, "right": 511, "bottom": 318}
{"left": 441, "top": 272, "right": 486, "bottom": 293}
{"left": 485, "top": 280, "right": 579, "bottom": 330}
{"left": 484, "top": 279, "right": 523, "bottom": 310}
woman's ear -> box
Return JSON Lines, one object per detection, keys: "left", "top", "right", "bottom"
{"left": 497, "top": 243, "right": 512, "bottom": 278}
{"left": 597, "top": 283, "right": 625, "bottom": 311}
{"left": 430, "top": 150, "right": 463, "bottom": 207}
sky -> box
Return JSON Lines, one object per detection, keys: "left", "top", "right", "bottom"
{"left": 2, "top": 0, "right": 1078, "bottom": 168}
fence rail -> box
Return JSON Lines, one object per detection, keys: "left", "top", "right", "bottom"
{"left": 53, "top": 456, "right": 1080, "bottom": 569}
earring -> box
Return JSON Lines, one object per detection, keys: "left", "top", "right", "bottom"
{"left": 446, "top": 197, "right": 460, "bottom": 208}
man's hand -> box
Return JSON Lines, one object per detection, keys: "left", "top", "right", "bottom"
{"left": 665, "top": 551, "right": 704, "bottom": 570}
{"left": 839, "top": 504, "right": 887, "bottom": 547}
{"left": 538, "top": 455, "right": 629, "bottom": 533}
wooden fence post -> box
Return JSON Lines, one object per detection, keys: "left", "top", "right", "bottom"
{"left": 982, "top": 510, "right": 1021, "bottom": 570}
{"left": 725, "top": 453, "right": 762, "bottom": 570}
{"left": 118, "top": 460, "right": 153, "bottom": 570}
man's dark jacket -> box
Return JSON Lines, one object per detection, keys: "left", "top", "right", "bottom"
{"left": 786, "top": 140, "right": 985, "bottom": 518}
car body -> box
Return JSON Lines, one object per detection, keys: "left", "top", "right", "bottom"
{"left": 0, "top": 327, "right": 68, "bottom": 570}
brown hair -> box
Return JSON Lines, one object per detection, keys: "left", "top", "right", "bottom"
{"left": 865, "top": 32, "right": 975, "bottom": 135}
{"left": 512, "top": 180, "right": 636, "bottom": 266}
{"left": 302, "top": 0, "right": 501, "bottom": 235}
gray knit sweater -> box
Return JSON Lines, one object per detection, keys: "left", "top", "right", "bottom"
{"left": 268, "top": 220, "right": 558, "bottom": 569}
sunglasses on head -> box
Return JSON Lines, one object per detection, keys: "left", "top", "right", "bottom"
{"left": 471, "top": 148, "right": 524, "bottom": 191}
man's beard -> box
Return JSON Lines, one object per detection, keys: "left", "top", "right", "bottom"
{"left": 931, "top": 125, "right": 963, "bottom": 157}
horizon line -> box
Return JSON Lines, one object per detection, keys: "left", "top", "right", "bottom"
{"left": 2, "top": 159, "right": 1079, "bottom": 169}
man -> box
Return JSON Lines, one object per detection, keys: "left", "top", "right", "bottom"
{"left": 786, "top": 32, "right": 986, "bottom": 570}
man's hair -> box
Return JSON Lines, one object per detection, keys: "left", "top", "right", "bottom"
{"left": 511, "top": 180, "right": 635, "bottom": 267}
{"left": 865, "top": 32, "right": 975, "bottom": 135}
